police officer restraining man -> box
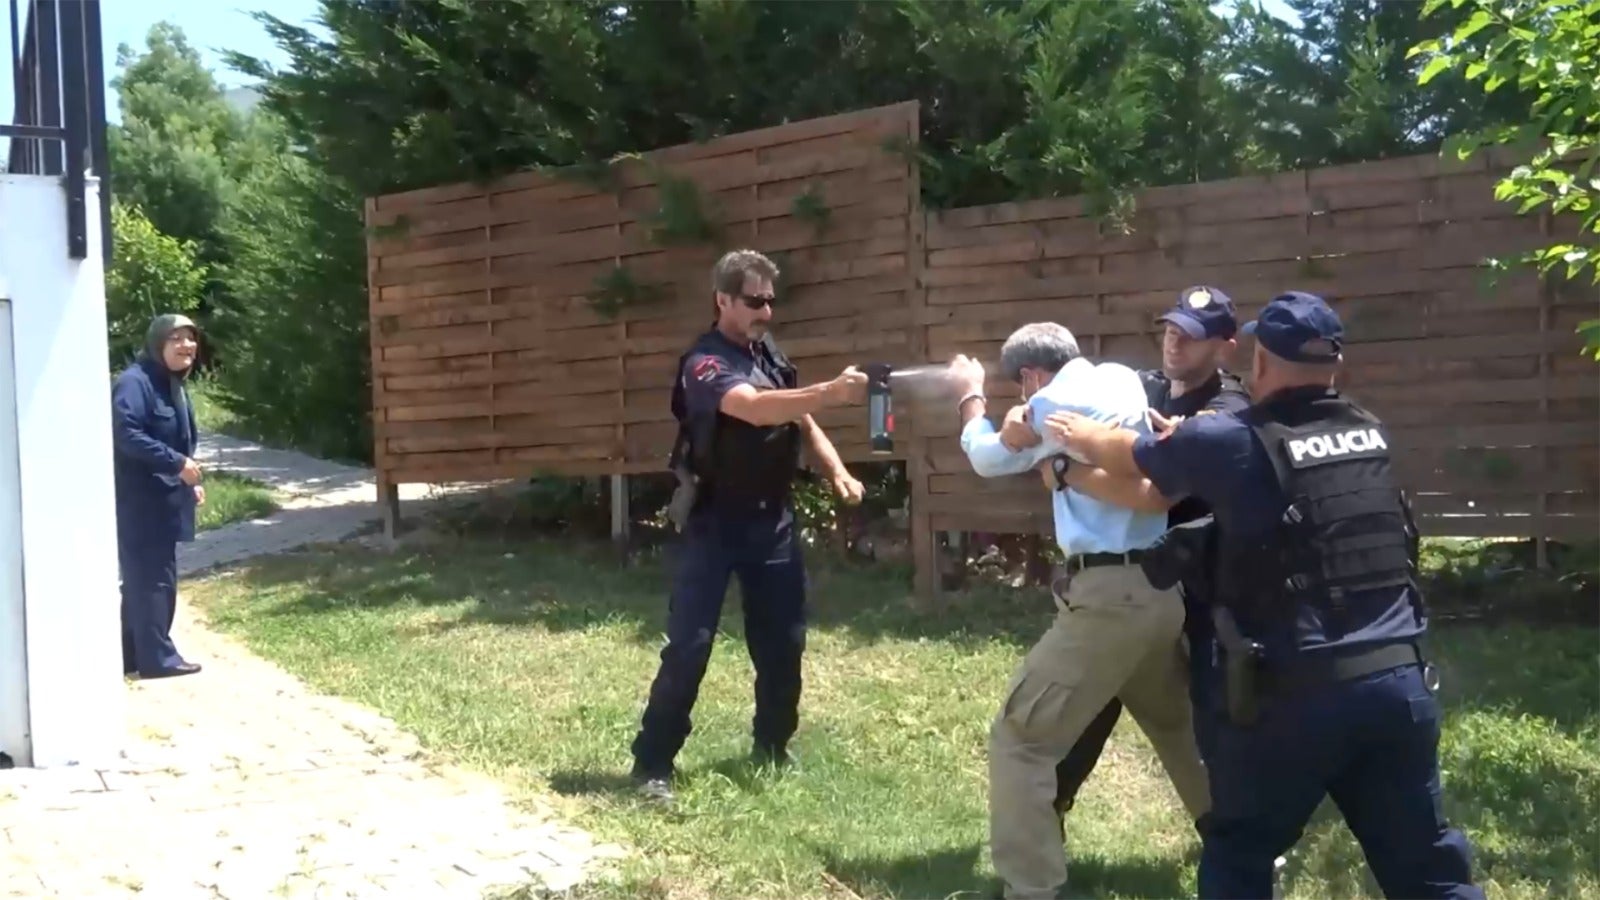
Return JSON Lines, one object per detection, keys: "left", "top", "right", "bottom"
{"left": 1033, "top": 286, "right": 1249, "bottom": 822}
{"left": 1042, "top": 291, "right": 1483, "bottom": 899}
{"left": 629, "top": 249, "right": 867, "bottom": 803}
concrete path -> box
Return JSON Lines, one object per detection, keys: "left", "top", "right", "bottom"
{"left": 178, "top": 435, "right": 480, "bottom": 576}
{"left": 1, "top": 436, "right": 624, "bottom": 899}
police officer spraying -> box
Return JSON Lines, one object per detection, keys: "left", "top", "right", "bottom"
{"left": 1033, "top": 286, "right": 1249, "bottom": 822}
{"left": 1041, "top": 291, "right": 1483, "bottom": 899}
{"left": 628, "top": 249, "right": 867, "bottom": 803}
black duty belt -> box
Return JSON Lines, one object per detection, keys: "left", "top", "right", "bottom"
{"left": 1264, "top": 641, "right": 1423, "bottom": 695}
{"left": 699, "top": 488, "right": 791, "bottom": 515}
{"left": 1064, "top": 549, "right": 1146, "bottom": 573}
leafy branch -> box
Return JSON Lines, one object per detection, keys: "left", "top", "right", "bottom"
{"left": 537, "top": 151, "right": 643, "bottom": 196}
{"left": 586, "top": 264, "right": 671, "bottom": 319}
{"left": 643, "top": 170, "right": 725, "bottom": 247}
{"left": 790, "top": 182, "right": 833, "bottom": 236}
{"left": 1411, "top": 0, "right": 1600, "bottom": 361}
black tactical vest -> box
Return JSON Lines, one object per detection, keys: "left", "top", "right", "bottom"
{"left": 1140, "top": 368, "right": 1249, "bottom": 530}
{"left": 1213, "top": 388, "right": 1423, "bottom": 644}
{"left": 668, "top": 330, "right": 802, "bottom": 510}
{"left": 1139, "top": 368, "right": 1248, "bottom": 421}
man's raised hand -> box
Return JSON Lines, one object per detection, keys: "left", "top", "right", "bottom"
{"left": 946, "top": 354, "right": 985, "bottom": 397}
{"left": 1000, "top": 403, "right": 1041, "bottom": 452}
{"left": 1147, "top": 409, "right": 1184, "bottom": 436}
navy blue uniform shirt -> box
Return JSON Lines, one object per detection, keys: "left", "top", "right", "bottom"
{"left": 1140, "top": 369, "right": 1250, "bottom": 528}
{"left": 681, "top": 329, "right": 786, "bottom": 420}
{"left": 1131, "top": 396, "right": 1425, "bottom": 659}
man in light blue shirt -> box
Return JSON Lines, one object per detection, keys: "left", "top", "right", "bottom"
{"left": 945, "top": 323, "right": 1210, "bottom": 900}
{"left": 956, "top": 335, "right": 1169, "bottom": 557}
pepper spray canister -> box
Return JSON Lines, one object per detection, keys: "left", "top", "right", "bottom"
{"left": 865, "top": 362, "right": 894, "bottom": 455}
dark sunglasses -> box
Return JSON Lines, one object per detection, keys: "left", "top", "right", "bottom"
{"left": 737, "top": 292, "right": 775, "bottom": 309}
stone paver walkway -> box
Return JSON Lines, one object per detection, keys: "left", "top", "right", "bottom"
{"left": 180, "top": 435, "right": 488, "bottom": 575}
{"left": 1, "top": 436, "right": 624, "bottom": 899}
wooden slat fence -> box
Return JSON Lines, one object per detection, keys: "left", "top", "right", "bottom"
{"left": 366, "top": 103, "right": 1598, "bottom": 595}
{"left": 365, "top": 101, "right": 923, "bottom": 488}
{"left": 910, "top": 151, "right": 1598, "bottom": 574}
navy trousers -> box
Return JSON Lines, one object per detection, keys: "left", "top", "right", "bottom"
{"left": 1182, "top": 587, "right": 1220, "bottom": 761}
{"left": 1199, "top": 662, "right": 1482, "bottom": 899}
{"left": 119, "top": 537, "right": 184, "bottom": 675}
{"left": 631, "top": 504, "right": 807, "bottom": 775}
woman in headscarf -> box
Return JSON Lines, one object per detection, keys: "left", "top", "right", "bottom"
{"left": 110, "top": 313, "right": 205, "bottom": 679}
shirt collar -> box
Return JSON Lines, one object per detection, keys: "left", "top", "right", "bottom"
{"left": 705, "top": 328, "right": 756, "bottom": 359}
{"left": 1043, "top": 356, "right": 1094, "bottom": 389}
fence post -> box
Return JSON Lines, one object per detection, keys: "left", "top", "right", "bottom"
{"left": 376, "top": 478, "right": 400, "bottom": 540}
{"left": 899, "top": 103, "right": 943, "bottom": 607}
{"left": 611, "top": 473, "right": 629, "bottom": 544}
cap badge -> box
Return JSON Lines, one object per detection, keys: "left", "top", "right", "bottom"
{"left": 1188, "top": 288, "right": 1212, "bottom": 308}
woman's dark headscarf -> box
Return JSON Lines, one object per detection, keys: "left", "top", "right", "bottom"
{"left": 140, "top": 313, "right": 200, "bottom": 378}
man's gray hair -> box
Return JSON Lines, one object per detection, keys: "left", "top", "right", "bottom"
{"left": 711, "top": 248, "right": 779, "bottom": 296}
{"left": 998, "top": 322, "right": 1081, "bottom": 382}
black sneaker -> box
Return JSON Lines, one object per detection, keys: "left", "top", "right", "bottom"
{"left": 630, "top": 764, "right": 674, "bottom": 804}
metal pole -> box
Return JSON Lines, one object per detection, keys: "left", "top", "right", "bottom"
{"left": 56, "top": 0, "right": 86, "bottom": 258}
{"left": 83, "top": 0, "right": 111, "bottom": 263}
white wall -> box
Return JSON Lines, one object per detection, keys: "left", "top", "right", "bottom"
{"left": 0, "top": 174, "right": 123, "bottom": 768}
{"left": 0, "top": 295, "right": 31, "bottom": 763}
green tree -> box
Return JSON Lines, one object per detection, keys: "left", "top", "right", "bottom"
{"left": 212, "top": 114, "right": 372, "bottom": 462}
{"left": 104, "top": 201, "right": 208, "bottom": 369}
{"left": 227, "top": 0, "right": 1251, "bottom": 209}
{"left": 1226, "top": 0, "right": 1529, "bottom": 168}
{"left": 108, "top": 23, "right": 246, "bottom": 260}
{"left": 1411, "top": 0, "right": 1600, "bottom": 360}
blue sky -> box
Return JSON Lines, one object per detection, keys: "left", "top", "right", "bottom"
{"left": 6, "top": 0, "right": 1298, "bottom": 126}
{"left": 3, "top": 0, "right": 322, "bottom": 124}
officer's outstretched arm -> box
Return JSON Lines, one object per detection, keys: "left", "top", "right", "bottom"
{"left": 719, "top": 367, "right": 866, "bottom": 427}
{"left": 1041, "top": 412, "right": 1142, "bottom": 478}
{"left": 1064, "top": 466, "right": 1177, "bottom": 513}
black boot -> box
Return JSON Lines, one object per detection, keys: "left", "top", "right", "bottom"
{"left": 750, "top": 742, "right": 795, "bottom": 769}
{"left": 630, "top": 762, "right": 675, "bottom": 804}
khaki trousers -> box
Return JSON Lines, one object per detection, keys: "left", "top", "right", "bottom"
{"left": 989, "top": 564, "right": 1212, "bottom": 899}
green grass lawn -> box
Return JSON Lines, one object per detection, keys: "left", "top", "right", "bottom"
{"left": 183, "top": 534, "right": 1599, "bottom": 900}
{"left": 195, "top": 470, "right": 280, "bottom": 532}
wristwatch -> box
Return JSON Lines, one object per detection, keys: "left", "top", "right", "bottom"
{"left": 1050, "top": 453, "right": 1071, "bottom": 491}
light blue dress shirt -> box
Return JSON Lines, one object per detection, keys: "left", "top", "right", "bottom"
{"left": 959, "top": 357, "right": 1169, "bottom": 556}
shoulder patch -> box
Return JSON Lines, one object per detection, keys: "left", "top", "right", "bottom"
{"left": 691, "top": 356, "right": 722, "bottom": 383}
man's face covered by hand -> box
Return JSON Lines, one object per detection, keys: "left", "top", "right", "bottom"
{"left": 717, "top": 271, "right": 775, "bottom": 343}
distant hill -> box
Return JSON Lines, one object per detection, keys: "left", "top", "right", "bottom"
{"left": 221, "top": 86, "right": 262, "bottom": 116}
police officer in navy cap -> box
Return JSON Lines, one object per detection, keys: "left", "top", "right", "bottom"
{"left": 628, "top": 249, "right": 867, "bottom": 803}
{"left": 1040, "top": 291, "right": 1483, "bottom": 899}
{"left": 1037, "top": 285, "right": 1250, "bottom": 822}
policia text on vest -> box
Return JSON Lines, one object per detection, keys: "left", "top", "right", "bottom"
{"left": 1285, "top": 425, "right": 1387, "bottom": 465}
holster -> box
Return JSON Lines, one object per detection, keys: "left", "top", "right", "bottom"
{"left": 665, "top": 429, "right": 700, "bottom": 532}
{"left": 1140, "top": 515, "right": 1216, "bottom": 591}
{"left": 1211, "top": 605, "right": 1264, "bottom": 726}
